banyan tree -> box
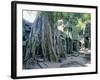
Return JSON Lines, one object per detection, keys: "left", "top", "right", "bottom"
{"left": 23, "top": 12, "right": 65, "bottom": 63}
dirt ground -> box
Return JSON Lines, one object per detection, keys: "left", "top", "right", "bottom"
{"left": 23, "top": 50, "right": 91, "bottom": 69}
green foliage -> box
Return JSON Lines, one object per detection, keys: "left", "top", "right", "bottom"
{"left": 41, "top": 11, "right": 91, "bottom": 39}
{"left": 43, "top": 11, "right": 91, "bottom": 32}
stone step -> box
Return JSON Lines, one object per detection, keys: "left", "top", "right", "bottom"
{"left": 38, "top": 62, "right": 48, "bottom": 68}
